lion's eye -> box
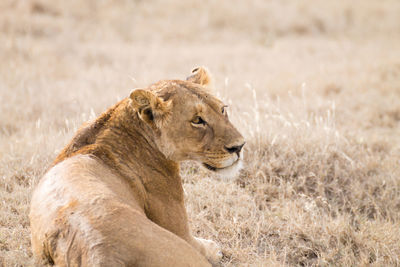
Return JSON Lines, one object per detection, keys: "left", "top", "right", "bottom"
{"left": 191, "top": 116, "right": 206, "bottom": 125}
{"left": 222, "top": 105, "right": 228, "bottom": 115}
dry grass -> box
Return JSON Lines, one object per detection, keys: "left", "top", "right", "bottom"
{"left": 1, "top": 0, "right": 400, "bottom": 266}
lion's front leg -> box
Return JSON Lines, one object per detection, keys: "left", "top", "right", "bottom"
{"left": 145, "top": 196, "right": 222, "bottom": 265}
{"left": 187, "top": 236, "right": 222, "bottom": 265}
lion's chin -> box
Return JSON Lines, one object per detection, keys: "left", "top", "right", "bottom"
{"left": 202, "top": 159, "right": 243, "bottom": 180}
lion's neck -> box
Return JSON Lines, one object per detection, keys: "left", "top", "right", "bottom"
{"left": 102, "top": 100, "right": 180, "bottom": 179}
{"left": 55, "top": 98, "right": 180, "bottom": 185}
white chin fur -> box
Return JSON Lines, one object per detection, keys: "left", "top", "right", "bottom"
{"left": 207, "top": 159, "right": 243, "bottom": 181}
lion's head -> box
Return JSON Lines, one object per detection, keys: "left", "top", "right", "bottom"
{"left": 130, "top": 67, "right": 245, "bottom": 176}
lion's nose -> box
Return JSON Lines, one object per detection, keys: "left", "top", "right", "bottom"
{"left": 224, "top": 142, "right": 245, "bottom": 155}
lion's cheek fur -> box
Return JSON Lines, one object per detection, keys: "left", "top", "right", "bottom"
{"left": 155, "top": 133, "right": 177, "bottom": 159}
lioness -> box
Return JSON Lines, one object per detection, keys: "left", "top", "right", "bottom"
{"left": 30, "top": 67, "right": 245, "bottom": 266}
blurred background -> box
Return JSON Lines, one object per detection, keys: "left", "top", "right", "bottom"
{"left": 0, "top": 0, "right": 400, "bottom": 266}
{"left": 1, "top": 0, "right": 399, "bottom": 128}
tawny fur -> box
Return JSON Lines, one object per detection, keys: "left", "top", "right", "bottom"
{"left": 30, "top": 67, "right": 245, "bottom": 266}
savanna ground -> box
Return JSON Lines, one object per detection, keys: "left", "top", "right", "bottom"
{"left": 1, "top": 0, "right": 400, "bottom": 266}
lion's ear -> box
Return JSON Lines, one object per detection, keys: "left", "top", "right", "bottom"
{"left": 186, "top": 67, "right": 212, "bottom": 87}
{"left": 130, "top": 89, "right": 172, "bottom": 127}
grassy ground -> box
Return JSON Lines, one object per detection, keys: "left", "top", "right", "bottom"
{"left": 1, "top": 0, "right": 400, "bottom": 266}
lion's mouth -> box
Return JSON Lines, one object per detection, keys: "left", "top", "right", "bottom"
{"left": 202, "top": 159, "right": 240, "bottom": 172}
{"left": 201, "top": 158, "right": 243, "bottom": 179}
{"left": 203, "top": 163, "right": 217, "bottom": 171}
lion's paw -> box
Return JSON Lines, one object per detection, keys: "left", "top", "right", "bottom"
{"left": 195, "top": 237, "right": 222, "bottom": 265}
